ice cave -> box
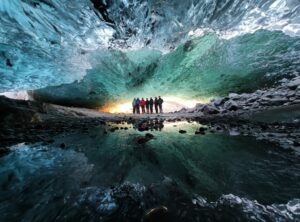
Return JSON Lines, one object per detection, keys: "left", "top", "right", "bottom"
{"left": 1, "top": 0, "right": 300, "bottom": 221}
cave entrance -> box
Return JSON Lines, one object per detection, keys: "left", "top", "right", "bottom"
{"left": 98, "top": 96, "right": 206, "bottom": 114}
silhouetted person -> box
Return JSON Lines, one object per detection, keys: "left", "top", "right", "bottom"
{"left": 149, "top": 97, "right": 154, "bottom": 114}
{"left": 136, "top": 98, "right": 140, "bottom": 114}
{"left": 146, "top": 98, "right": 150, "bottom": 114}
{"left": 132, "top": 98, "right": 137, "bottom": 114}
{"left": 154, "top": 97, "right": 159, "bottom": 114}
{"left": 158, "top": 96, "right": 164, "bottom": 113}
{"left": 140, "top": 98, "right": 146, "bottom": 114}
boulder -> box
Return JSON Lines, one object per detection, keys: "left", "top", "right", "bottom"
{"left": 224, "top": 100, "right": 239, "bottom": 111}
{"left": 136, "top": 136, "right": 148, "bottom": 144}
{"left": 228, "top": 93, "right": 239, "bottom": 99}
{"left": 143, "top": 206, "right": 170, "bottom": 222}
{"left": 213, "top": 98, "right": 224, "bottom": 106}
{"left": 287, "top": 78, "right": 300, "bottom": 90}
{"left": 260, "top": 97, "right": 289, "bottom": 106}
{"left": 201, "top": 105, "right": 220, "bottom": 115}
{"left": 145, "top": 133, "right": 154, "bottom": 139}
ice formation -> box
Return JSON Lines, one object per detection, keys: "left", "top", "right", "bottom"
{"left": 1, "top": 0, "right": 300, "bottom": 107}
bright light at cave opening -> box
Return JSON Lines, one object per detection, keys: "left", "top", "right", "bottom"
{"left": 100, "top": 96, "right": 207, "bottom": 114}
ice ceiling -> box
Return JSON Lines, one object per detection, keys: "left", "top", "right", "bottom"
{"left": 1, "top": 0, "right": 300, "bottom": 108}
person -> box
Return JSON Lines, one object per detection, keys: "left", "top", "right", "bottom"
{"left": 158, "top": 96, "right": 164, "bottom": 113}
{"left": 154, "top": 97, "right": 159, "bottom": 114}
{"left": 136, "top": 97, "right": 140, "bottom": 114}
{"left": 146, "top": 98, "right": 150, "bottom": 114}
{"left": 140, "top": 98, "right": 146, "bottom": 114}
{"left": 132, "top": 98, "right": 137, "bottom": 114}
{"left": 149, "top": 97, "right": 154, "bottom": 114}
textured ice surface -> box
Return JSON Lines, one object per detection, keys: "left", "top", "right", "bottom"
{"left": 1, "top": 0, "right": 300, "bottom": 98}
{"left": 0, "top": 0, "right": 114, "bottom": 92}
{"left": 32, "top": 30, "right": 300, "bottom": 108}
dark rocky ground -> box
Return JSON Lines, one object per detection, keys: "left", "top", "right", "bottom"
{"left": 1, "top": 79, "right": 300, "bottom": 157}
{"left": 1, "top": 76, "right": 300, "bottom": 154}
{"left": 1, "top": 91, "right": 300, "bottom": 222}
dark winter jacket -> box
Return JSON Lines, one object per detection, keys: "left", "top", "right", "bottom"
{"left": 136, "top": 99, "right": 140, "bottom": 106}
{"left": 146, "top": 100, "right": 150, "bottom": 107}
{"left": 149, "top": 99, "right": 154, "bottom": 106}
{"left": 158, "top": 98, "right": 164, "bottom": 105}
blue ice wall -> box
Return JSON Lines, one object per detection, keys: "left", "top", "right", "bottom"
{"left": 1, "top": 0, "right": 300, "bottom": 103}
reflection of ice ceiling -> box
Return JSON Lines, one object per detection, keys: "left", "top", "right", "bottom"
{"left": 1, "top": 0, "right": 300, "bottom": 107}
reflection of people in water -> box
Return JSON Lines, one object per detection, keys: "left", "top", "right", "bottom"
{"left": 133, "top": 119, "right": 164, "bottom": 131}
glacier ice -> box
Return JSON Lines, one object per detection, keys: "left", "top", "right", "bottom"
{"left": 0, "top": 0, "right": 114, "bottom": 92}
{"left": 32, "top": 30, "right": 300, "bottom": 108}
{"left": 0, "top": 0, "right": 300, "bottom": 104}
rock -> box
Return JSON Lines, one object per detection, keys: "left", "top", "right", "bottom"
{"left": 199, "top": 126, "right": 207, "bottom": 132}
{"left": 228, "top": 93, "right": 239, "bottom": 99}
{"left": 213, "top": 98, "right": 224, "bottom": 106}
{"left": 145, "top": 133, "right": 154, "bottom": 139}
{"left": 179, "top": 130, "right": 187, "bottom": 134}
{"left": 195, "top": 131, "right": 205, "bottom": 135}
{"left": 229, "top": 129, "right": 240, "bottom": 136}
{"left": 246, "top": 96, "right": 258, "bottom": 103}
{"left": 109, "top": 128, "right": 116, "bottom": 132}
{"left": 201, "top": 105, "right": 220, "bottom": 115}
{"left": 143, "top": 206, "right": 170, "bottom": 222}
{"left": 287, "top": 78, "right": 300, "bottom": 90}
{"left": 224, "top": 100, "right": 239, "bottom": 111}
{"left": 60, "top": 143, "right": 66, "bottom": 149}
{"left": 260, "top": 97, "right": 289, "bottom": 106}
{"left": 136, "top": 136, "right": 149, "bottom": 144}
{"left": 138, "top": 123, "right": 149, "bottom": 131}
{"left": 279, "top": 78, "right": 288, "bottom": 84}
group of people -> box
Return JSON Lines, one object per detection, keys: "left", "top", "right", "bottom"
{"left": 132, "top": 96, "right": 164, "bottom": 114}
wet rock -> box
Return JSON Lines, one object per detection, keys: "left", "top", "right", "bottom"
{"left": 201, "top": 105, "right": 220, "bottom": 115}
{"left": 136, "top": 136, "right": 149, "bottom": 144}
{"left": 213, "top": 98, "right": 224, "bottom": 106}
{"left": 224, "top": 100, "right": 239, "bottom": 111}
{"left": 138, "top": 123, "right": 149, "bottom": 131}
{"left": 199, "top": 126, "right": 207, "bottom": 132}
{"left": 229, "top": 129, "right": 240, "bottom": 136}
{"left": 228, "top": 93, "right": 239, "bottom": 99}
{"left": 195, "top": 130, "right": 205, "bottom": 135}
{"left": 145, "top": 133, "right": 154, "bottom": 139}
{"left": 143, "top": 206, "right": 170, "bottom": 222}
{"left": 179, "top": 130, "right": 187, "bottom": 134}
{"left": 109, "top": 128, "right": 116, "bottom": 132}
{"left": 260, "top": 97, "right": 288, "bottom": 106}
{"left": 287, "top": 78, "right": 300, "bottom": 90}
